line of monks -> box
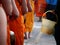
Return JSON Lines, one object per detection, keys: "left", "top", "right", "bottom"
{"left": 0, "top": 0, "right": 34, "bottom": 45}
{"left": 0, "top": 0, "right": 58, "bottom": 45}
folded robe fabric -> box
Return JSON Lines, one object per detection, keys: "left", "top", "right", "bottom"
{"left": 7, "top": 24, "right": 10, "bottom": 45}
{"left": 25, "top": 12, "right": 34, "bottom": 32}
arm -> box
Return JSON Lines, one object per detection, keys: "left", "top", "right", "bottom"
{"left": 21, "top": 0, "right": 28, "bottom": 15}
{"left": 11, "top": 0, "right": 19, "bottom": 17}
{"left": 0, "top": 7, "right": 7, "bottom": 45}
{"left": 27, "top": 0, "right": 32, "bottom": 12}
{"left": 1, "top": 0, "right": 13, "bottom": 16}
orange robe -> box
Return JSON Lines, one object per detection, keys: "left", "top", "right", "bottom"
{"left": 34, "top": 0, "right": 47, "bottom": 17}
{"left": 9, "top": 0, "right": 25, "bottom": 45}
{"left": 7, "top": 15, "right": 11, "bottom": 45}
{"left": 25, "top": 0, "right": 34, "bottom": 32}
{"left": 25, "top": 12, "right": 34, "bottom": 32}
{"left": 7, "top": 24, "right": 10, "bottom": 45}
{"left": 30, "top": 0, "right": 34, "bottom": 12}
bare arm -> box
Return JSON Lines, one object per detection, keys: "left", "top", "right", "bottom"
{"left": 1, "top": 0, "right": 13, "bottom": 15}
{"left": 21, "top": 0, "right": 28, "bottom": 15}
{"left": 11, "top": 0, "right": 19, "bottom": 16}
{"left": 27, "top": 0, "right": 32, "bottom": 12}
{"left": 0, "top": 7, "right": 7, "bottom": 45}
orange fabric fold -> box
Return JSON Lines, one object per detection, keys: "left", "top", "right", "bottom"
{"left": 7, "top": 24, "right": 10, "bottom": 45}
{"left": 9, "top": 15, "right": 25, "bottom": 45}
{"left": 8, "top": 0, "right": 25, "bottom": 45}
{"left": 25, "top": 12, "right": 34, "bottom": 32}
{"left": 34, "top": 0, "right": 47, "bottom": 17}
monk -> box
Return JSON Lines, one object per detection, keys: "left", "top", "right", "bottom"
{"left": 0, "top": 0, "right": 14, "bottom": 45}
{"left": 24, "top": 0, "right": 34, "bottom": 39}
{"left": 9, "top": 0, "right": 28, "bottom": 45}
{"left": 1, "top": 0, "right": 20, "bottom": 45}
{"left": 34, "top": 0, "right": 47, "bottom": 21}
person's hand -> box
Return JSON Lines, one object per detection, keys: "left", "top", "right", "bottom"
{"left": 13, "top": 14, "right": 19, "bottom": 20}
{"left": 24, "top": 14, "right": 26, "bottom": 23}
{"left": 9, "top": 14, "right": 19, "bottom": 20}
